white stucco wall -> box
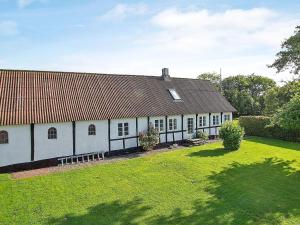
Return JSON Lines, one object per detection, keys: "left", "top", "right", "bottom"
{"left": 0, "top": 125, "right": 31, "bottom": 167}
{"left": 75, "top": 120, "right": 108, "bottom": 154}
{"left": 0, "top": 111, "right": 235, "bottom": 167}
{"left": 110, "top": 118, "right": 137, "bottom": 151}
{"left": 34, "top": 122, "right": 73, "bottom": 160}
{"left": 166, "top": 115, "right": 182, "bottom": 142}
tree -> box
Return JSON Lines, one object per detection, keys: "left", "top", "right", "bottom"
{"left": 272, "top": 95, "right": 300, "bottom": 130}
{"left": 264, "top": 80, "right": 300, "bottom": 115}
{"left": 269, "top": 25, "right": 300, "bottom": 77}
{"left": 197, "top": 72, "right": 221, "bottom": 91}
{"left": 221, "top": 75, "right": 276, "bottom": 116}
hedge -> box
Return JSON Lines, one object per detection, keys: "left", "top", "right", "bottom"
{"left": 239, "top": 116, "right": 300, "bottom": 142}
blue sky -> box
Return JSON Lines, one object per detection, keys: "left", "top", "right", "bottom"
{"left": 0, "top": 0, "right": 299, "bottom": 82}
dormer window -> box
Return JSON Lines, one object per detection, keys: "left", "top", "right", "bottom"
{"left": 168, "top": 89, "right": 181, "bottom": 100}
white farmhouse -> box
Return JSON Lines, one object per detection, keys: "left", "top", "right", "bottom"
{"left": 0, "top": 68, "right": 235, "bottom": 170}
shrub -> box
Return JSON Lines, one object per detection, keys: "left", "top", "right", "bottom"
{"left": 272, "top": 95, "right": 300, "bottom": 130}
{"left": 194, "top": 130, "right": 208, "bottom": 142}
{"left": 219, "top": 121, "right": 245, "bottom": 150}
{"left": 138, "top": 126, "right": 159, "bottom": 151}
{"left": 239, "top": 116, "right": 300, "bottom": 142}
{"left": 239, "top": 116, "right": 271, "bottom": 136}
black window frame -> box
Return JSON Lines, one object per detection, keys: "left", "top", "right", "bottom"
{"left": 0, "top": 130, "right": 8, "bottom": 144}
{"left": 48, "top": 127, "right": 57, "bottom": 139}
{"left": 88, "top": 124, "right": 96, "bottom": 135}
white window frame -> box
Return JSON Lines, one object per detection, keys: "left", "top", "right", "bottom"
{"left": 187, "top": 118, "right": 194, "bottom": 134}
{"left": 224, "top": 114, "right": 230, "bottom": 122}
{"left": 154, "top": 119, "right": 164, "bottom": 132}
{"left": 168, "top": 118, "right": 177, "bottom": 131}
{"left": 212, "top": 115, "right": 220, "bottom": 126}
{"left": 118, "top": 122, "right": 129, "bottom": 137}
{"left": 199, "top": 116, "right": 207, "bottom": 127}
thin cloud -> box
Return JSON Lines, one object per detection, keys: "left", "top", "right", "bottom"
{"left": 18, "top": 0, "right": 46, "bottom": 8}
{"left": 99, "top": 3, "right": 148, "bottom": 21}
{"left": 0, "top": 21, "right": 18, "bottom": 36}
{"left": 144, "top": 7, "right": 298, "bottom": 54}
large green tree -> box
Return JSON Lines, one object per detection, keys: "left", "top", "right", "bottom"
{"left": 264, "top": 80, "right": 300, "bottom": 115}
{"left": 221, "top": 75, "right": 276, "bottom": 116}
{"left": 197, "top": 72, "right": 221, "bottom": 91}
{"left": 272, "top": 95, "right": 300, "bottom": 130}
{"left": 269, "top": 26, "right": 300, "bottom": 77}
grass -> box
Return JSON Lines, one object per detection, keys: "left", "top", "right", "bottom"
{"left": 1, "top": 136, "right": 300, "bottom": 225}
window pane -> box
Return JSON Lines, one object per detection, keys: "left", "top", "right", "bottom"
{"left": 160, "top": 119, "right": 164, "bottom": 131}
{"left": 199, "top": 116, "right": 203, "bottom": 127}
{"left": 168, "top": 89, "right": 181, "bottom": 100}
{"left": 48, "top": 128, "right": 57, "bottom": 139}
{"left": 187, "top": 118, "right": 193, "bottom": 134}
{"left": 169, "top": 119, "right": 173, "bottom": 130}
{"left": 118, "top": 123, "right": 123, "bottom": 136}
{"left": 203, "top": 116, "right": 206, "bottom": 126}
{"left": 124, "top": 123, "right": 129, "bottom": 135}
{"left": 174, "top": 119, "right": 177, "bottom": 130}
{"left": 154, "top": 120, "right": 159, "bottom": 130}
{"left": 0, "top": 131, "right": 8, "bottom": 144}
{"left": 88, "top": 124, "right": 96, "bottom": 135}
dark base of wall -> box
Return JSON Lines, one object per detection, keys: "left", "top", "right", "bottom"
{"left": 0, "top": 158, "right": 58, "bottom": 173}
{"left": 0, "top": 138, "right": 212, "bottom": 173}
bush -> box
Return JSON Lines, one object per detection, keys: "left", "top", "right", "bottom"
{"left": 219, "top": 121, "right": 245, "bottom": 150}
{"left": 194, "top": 130, "right": 208, "bottom": 142}
{"left": 272, "top": 95, "right": 300, "bottom": 130}
{"left": 138, "top": 126, "right": 159, "bottom": 151}
{"left": 239, "top": 116, "right": 271, "bottom": 136}
{"left": 239, "top": 116, "right": 300, "bottom": 142}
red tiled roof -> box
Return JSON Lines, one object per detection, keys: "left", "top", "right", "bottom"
{"left": 0, "top": 69, "right": 236, "bottom": 125}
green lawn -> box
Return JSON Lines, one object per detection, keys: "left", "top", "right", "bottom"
{"left": 1, "top": 137, "right": 300, "bottom": 225}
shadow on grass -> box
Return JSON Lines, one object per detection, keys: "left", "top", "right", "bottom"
{"left": 150, "top": 158, "right": 300, "bottom": 224}
{"left": 48, "top": 159, "right": 300, "bottom": 225}
{"left": 188, "top": 148, "right": 232, "bottom": 157}
{"left": 48, "top": 198, "right": 151, "bottom": 225}
{"left": 245, "top": 136, "right": 300, "bottom": 151}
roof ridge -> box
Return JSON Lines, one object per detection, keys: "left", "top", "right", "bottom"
{"left": 0, "top": 68, "right": 207, "bottom": 81}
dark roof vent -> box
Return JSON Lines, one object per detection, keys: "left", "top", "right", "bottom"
{"left": 162, "top": 68, "right": 171, "bottom": 81}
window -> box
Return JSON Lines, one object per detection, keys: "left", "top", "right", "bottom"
{"left": 154, "top": 119, "right": 164, "bottom": 132}
{"left": 224, "top": 114, "right": 230, "bottom": 121}
{"left": 187, "top": 118, "right": 194, "bottom": 134}
{"left": 48, "top": 127, "right": 57, "bottom": 139}
{"left": 168, "top": 89, "right": 181, "bottom": 100}
{"left": 118, "top": 122, "right": 129, "bottom": 137}
{"left": 212, "top": 115, "right": 220, "bottom": 126}
{"left": 0, "top": 131, "right": 8, "bottom": 144}
{"left": 124, "top": 123, "right": 129, "bottom": 136}
{"left": 88, "top": 124, "right": 96, "bottom": 135}
{"left": 168, "top": 118, "right": 177, "bottom": 131}
{"left": 199, "top": 116, "right": 207, "bottom": 127}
